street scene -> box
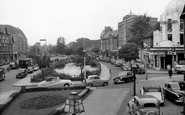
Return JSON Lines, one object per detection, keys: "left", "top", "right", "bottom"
{"left": 1, "top": 0, "right": 185, "bottom": 115}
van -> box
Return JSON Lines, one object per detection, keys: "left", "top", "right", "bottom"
{"left": 174, "top": 64, "right": 185, "bottom": 74}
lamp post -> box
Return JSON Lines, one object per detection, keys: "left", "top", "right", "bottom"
{"left": 64, "top": 92, "right": 85, "bottom": 115}
{"left": 83, "top": 50, "right": 87, "bottom": 87}
{"left": 131, "top": 60, "right": 137, "bottom": 96}
{"left": 144, "top": 50, "right": 148, "bottom": 80}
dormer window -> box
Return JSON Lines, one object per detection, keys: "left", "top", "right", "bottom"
{"left": 180, "top": 19, "right": 184, "bottom": 31}
{"left": 167, "top": 19, "right": 172, "bottom": 32}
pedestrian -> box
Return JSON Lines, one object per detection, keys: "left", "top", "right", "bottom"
{"left": 168, "top": 68, "right": 172, "bottom": 78}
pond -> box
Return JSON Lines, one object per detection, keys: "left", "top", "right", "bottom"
{"left": 55, "top": 63, "right": 98, "bottom": 77}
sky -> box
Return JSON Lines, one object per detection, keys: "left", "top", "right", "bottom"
{"left": 0, "top": 0, "right": 173, "bottom": 46}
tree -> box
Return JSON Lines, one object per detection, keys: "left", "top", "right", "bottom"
{"left": 65, "top": 48, "right": 73, "bottom": 55}
{"left": 128, "top": 14, "right": 152, "bottom": 47}
{"left": 118, "top": 43, "right": 139, "bottom": 62}
{"left": 56, "top": 37, "right": 66, "bottom": 54}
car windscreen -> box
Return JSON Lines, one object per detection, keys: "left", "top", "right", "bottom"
{"left": 143, "top": 103, "right": 157, "bottom": 107}
{"left": 171, "top": 84, "right": 180, "bottom": 90}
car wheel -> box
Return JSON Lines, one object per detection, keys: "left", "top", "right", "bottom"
{"left": 2, "top": 75, "right": 5, "bottom": 80}
{"left": 88, "top": 83, "right": 93, "bottom": 87}
{"left": 103, "top": 82, "right": 108, "bottom": 86}
{"left": 114, "top": 82, "right": 118, "bottom": 84}
{"left": 64, "top": 84, "right": 69, "bottom": 88}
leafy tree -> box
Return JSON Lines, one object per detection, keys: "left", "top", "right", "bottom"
{"left": 56, "top": 37, "right": 66, "bottom": 54}
{"left": 118, "top": 43, "right": 139, "bottom": 62}
{"left": 65, "top": 48, "right": 73, "bottom": 55}
{"left": 128, "top": 14, "right": 152, "bottom": 47}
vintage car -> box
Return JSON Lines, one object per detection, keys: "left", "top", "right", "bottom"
{"left": 85, "top": 75, "right": 109, "bottom": 87}
{"left": 128, "top": 95, "right": 162, "bottom": 115}
{"left": 174, "top": 64, "right": 185, "bottom": 74}
{"left": 113, "top": 71, "right": 134, "bottom": 84}
{"left": 16, "top": 68, "right": 27, "bottom": 79}
{"left": 114, "top": 59, "right": 122, "bottom": 67}
{"left": 121, "top": 63, "right": 131, "bottom": 71}
{"left": 8, "top": 61, "right": 19, "bottom": 70}
{"left": 163, "top": 81, "right": 185, "bottom": 104}
{"left": 37, "top": 77, "right": 73, "bottom": 88}
{"left": 0, "top": 68, "right": 5, "bottom": 81}
{"left": 140, "top": 86, "right": 165, "bottom": 105}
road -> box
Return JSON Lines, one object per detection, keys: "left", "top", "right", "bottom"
{"left": 101, "top": 62, "right": 183, "bottom": 115}
{"left": 0, "top": 69, "right": 20, "bottom": 93}
{"left": 0, "top": 62, "right": 184, "bottom": 115}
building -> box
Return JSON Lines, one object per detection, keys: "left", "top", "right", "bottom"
{"left": 0, "top": 25, "right": 28, "bottom": 64}
{"left": 118, "top": 11, "right": 137, "bottom": 49}
{"left": 146, "top": 0, "right": 185, "bottom": 70}
{"left": 100, "top": 26, "right": 118, "bottom": 58}
{"left": 0, "top": 26, "right": 14, "bottom": 65}
{"left": 118, "top": 11, "right": 158, "bottom": 49}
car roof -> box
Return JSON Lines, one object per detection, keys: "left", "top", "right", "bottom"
{"left": 136, "top": 95, "right": 158, "bottom": 104}
{"left": 166, "top": 81, "right": 180, "bottom": 84}
{"left": 88, "top": 75, "right": 98, "bottom": 78}
{"left": 143, "top": 86, "right": 161, "bottom": 89}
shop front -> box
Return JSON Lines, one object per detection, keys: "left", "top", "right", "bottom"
{"left": 149, "top": 47, "right": 184, "bottom": 70}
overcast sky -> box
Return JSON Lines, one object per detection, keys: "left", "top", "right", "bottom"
{"left": 0, "top": 0, "right": 172, "bottom": 46}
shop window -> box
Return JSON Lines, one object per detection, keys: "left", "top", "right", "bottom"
{"left": 180, "top": 34, "right": 184, "bottom": 45}
{"left": 168, "top": 34, "right": 172, "bottom": 41}
{"left": 180, "top": 19, "right": 184, "bottom": 31}
{"left": 167, "top": 19, "right": 172, "bottom": 32}
{"left": 155, "top": 55, "right": 159, "bottom": 67}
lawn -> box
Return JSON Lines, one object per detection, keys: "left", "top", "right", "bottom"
{"left": 2, "top": 90, "right": 81, "bottom": 115}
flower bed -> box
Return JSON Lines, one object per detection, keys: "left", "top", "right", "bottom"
{"left": 1, "top": 90, "right": 82, "bottom": 115}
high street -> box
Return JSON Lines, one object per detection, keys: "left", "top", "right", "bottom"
{"left": 0, "top": 62, "right": 184, "bottom": 115}
{"left": 102, "top": 62, "right": 183, "bottom": 115}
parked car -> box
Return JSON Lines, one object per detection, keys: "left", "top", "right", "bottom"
{"left": 163, "top": 81, "right": 185, "bottom": 104}
{"left": 85, "top": 75, "right": 108, "bottom": 87}
{"left": 8, "top": 61, "right": 19, "bottom": 70}
{"left": 140, "top": 86, "right": 165, "bottom": 105}
{"left": 16, "top": 69, "right": 27, "bottom": 79}
{"left": 111, "top": 58, "right": 116, "bottom": 65}
{"left": 121, "top": 63, "right": 131, "bottom": 71}
{"left": 115, "top": 59, "right": 122, "bottom": 67}
{"left": 135, "top": 63, "right": 145, "bottom": 74}
{"left": 0, "top": 68, "right": 5, "bottom": 81}
{"left": 113, "top": 71, "right": 134, "bottom": 84}
{"left": 174, "top": 64, "right": 185, "bottom": 74}
{"left": 128, "top": 95, "right": 162, "bottom": 115}
{"left": 37, "top": 77, "right": 73, "bottom": 88}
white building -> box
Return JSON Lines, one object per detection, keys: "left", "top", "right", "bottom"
{"left": 150, "top": 0, "right": 185, "bottom": 70}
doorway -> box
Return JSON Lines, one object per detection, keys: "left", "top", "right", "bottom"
{"left": 165, "top": 55, "right": 172, "bottom": 69}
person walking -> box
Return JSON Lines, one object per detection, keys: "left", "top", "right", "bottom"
{"left": 168, "top": 68, "right": 173, "bottom": 78}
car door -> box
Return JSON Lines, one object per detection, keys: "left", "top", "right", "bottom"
{"left": 94, "top": 76, "right": 102, "bottom": 86}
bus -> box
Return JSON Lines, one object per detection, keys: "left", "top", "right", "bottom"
{"left": 19, "top": 58, "right": 33, "bottom": 69}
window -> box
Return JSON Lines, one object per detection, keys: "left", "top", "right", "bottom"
{"left": 168, "top": 34, "right": 172, "bottom": 41}
{"left": 180, "top": 34, "right": 184, "bottom": 45}
{"left": 180, "top": 19, "right": 184, "bottom": 31}
{"left": 167, "top": 19, "right": 172, "bottom": 32}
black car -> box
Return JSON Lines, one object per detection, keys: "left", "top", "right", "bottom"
{"left": 16, "top": 69, "right": 27, "bottom": 79}
{"left": 163, "top": 81, "right": 185, "bottom": 104}
{"left": 113, "top": 71, "right": 134, "bottom": 84}
{"left": 8, "top": 61, "right": 19, "bottom": 70}
{"left": 0, "top": 68, "right": 5, "bottom": 81}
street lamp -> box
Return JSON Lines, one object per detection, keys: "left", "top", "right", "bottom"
{"left": 83, "top": 50, "right": 87, "bottom": 87}
{"left": 64, "top": 92, "right": 85, "bottom": 115}
{"left": 131, "top": 60, "right": 137, "bottom": 96}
